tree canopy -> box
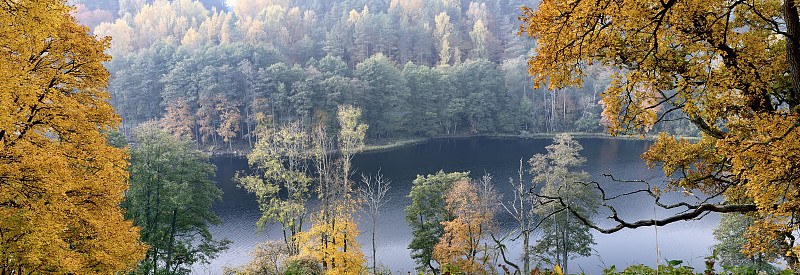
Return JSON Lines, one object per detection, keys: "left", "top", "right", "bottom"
{"left": 0, "top": 0, "right": 146, "bottom": 273}
{"left": 520, "top": 0, "right": 800, "bottom": 268}
{"left": 126, "top": 123, "right": 230, "bottom": 274}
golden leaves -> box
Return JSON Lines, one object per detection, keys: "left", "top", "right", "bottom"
{"left": 522, "top": 0, "right": 800, "bottom": 264}
{"left": 0, "top": 0, "right": 146, "bottom": 273}
{"left": 297, "top": 196, "right": 366, "bottom": 275}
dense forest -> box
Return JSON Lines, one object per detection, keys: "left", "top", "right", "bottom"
{"left": 5, "top": 0, "right": 800, "bottom": 274}
{"left": 73, "top": 0, "right": 697, "bottom": 148}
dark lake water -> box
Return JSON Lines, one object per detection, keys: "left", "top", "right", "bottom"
{"left": 192, "top": 137, "right": 720, "bottom": 274}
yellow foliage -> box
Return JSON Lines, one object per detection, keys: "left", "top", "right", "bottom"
{"left": 520, "top": 0, "right": 800, "bottom": 267}
{"left": 0, "top": 0, "right": 147, "bottom": 273}
{"left": 297, "top": 196, "right": 365, "bottom": 275}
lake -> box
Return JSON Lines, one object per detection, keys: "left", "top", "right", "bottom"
{"left": 194, "top": 137, "right": 719, "bottom": 274}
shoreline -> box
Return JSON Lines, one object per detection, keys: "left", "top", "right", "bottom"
{"left": 203, "top": 131, "right": 694, "bottom": 158}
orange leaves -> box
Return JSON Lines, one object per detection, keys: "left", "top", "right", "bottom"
{"left": 433, "top": 179, "right": 498, "bottom": 273}
{"left": 0, "top": 0, "right": 146, "bottom": 273}
{"left": 162, "top": 98, "right": 197, "bottom": 140}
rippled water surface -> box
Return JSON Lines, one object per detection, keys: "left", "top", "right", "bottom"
{"left": 194, "top": 137, "right": 719, "bottom": 274}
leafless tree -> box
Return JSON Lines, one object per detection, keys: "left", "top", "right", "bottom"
{"left": 358, "top": 170, "right": 391, "bottom": 273}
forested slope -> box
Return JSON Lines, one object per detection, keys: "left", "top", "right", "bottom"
{"left": 71, "top": 0, "right": 696, "bottom": 148}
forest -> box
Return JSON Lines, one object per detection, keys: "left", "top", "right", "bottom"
{"left": 3, "top": 0, "right": 800, "bottom": 274}
{"left": 78, "top": 0, "right": 699, "bottom": 148}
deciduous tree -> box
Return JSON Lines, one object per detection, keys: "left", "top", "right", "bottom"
{"left": 520, "top": 0, "right": 800, "bottom": 268}
{"left": 0, "top": 1, "right": 147, "bottom": 273}
{"left": 126, "top": 122, "right": 230, "bottom": 275}
{"left": 433, "top": 177, "right": 499, "bottom": 274}
{"left": 162, "top": 98, "right": 197, "bottom": 141}
{"left": 296, "top": 196, "right": 366, "bottom": 275}
{"left": 358, "top": 172, "right": 391, "bottom": 273}
{"left": 529, "top": 134, "right": 596, "bottom": 274}
{"left": 237, "top": 121, "right": 313, "bottom": 255}
{"left": 405, "top": 171, "right": 470, "bottom": 274}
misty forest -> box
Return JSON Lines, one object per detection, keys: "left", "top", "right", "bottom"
{"left": 3, "top": 0, "right": 800, "bottom": 274}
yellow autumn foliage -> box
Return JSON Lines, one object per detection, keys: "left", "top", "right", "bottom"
{"left": 297, "top": 196, "right": 365, "bottom": 275}
{"left": 0, "top": 0, "right": 147, "bottom": 273}
{"left": 520, "top": 0, "right": 800, "bottom": 267}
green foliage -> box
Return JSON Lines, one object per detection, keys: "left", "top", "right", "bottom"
{"left": 281, "top": 256, "right": 323, "bottom": 275}
{"left": 126, "top": 122, "right": 230, "bottom": 274}
{"left": 405, "top": 170, "right": 470, "bottom": 273}
{"left": 602, "top": 261, "right": 696, "bottom": 275}
{"left": 236, "top": 121, "right": 313, "bottom": 255}
{"left": 354, "top": 53, "right": 410, "bottom": 137}
{"left": 531, "top": 134, "right": 598, "bottom": 274}
{"left": 602, "top": 258, "right": 791, "bottom": 275}
{"left": 713, "top": 214, "right": 780, "bottom": 274}
{"left": 100, "top": 0, "right": 624, "bottom": 150}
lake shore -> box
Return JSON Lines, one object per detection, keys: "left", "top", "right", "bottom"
{"left": 201, "top": 131, "right": 697, "bottom": 157}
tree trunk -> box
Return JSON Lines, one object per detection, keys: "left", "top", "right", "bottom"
{"left": 372, "top": 220, "right": 377, "bottom": 274}
{"left": 785, "top": 0, "right": 800, "bottom": 110}
{"left": 165, "top": 208, "right": 178, "bottom": 274}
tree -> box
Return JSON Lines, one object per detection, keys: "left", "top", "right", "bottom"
{"left": 162, "top": 98, "right": 197, "bottom": 142}
{"left": 713, "top": 213, "right": 779, "bottom": 274}
{"left": 433, "top": 177, "right": 499, "bottom": 274}
{"left": 404, "top": 62, "right": 443, "bottom": 136}
{"left": 530, "top": 134, "right": 597, "bottom": 274}
{"left": 354, "top": 53, "right": 409, "bottom": 137}
{"left": 126, "top": 122, "right": 230, "bottom": 275}
{"left": 434, "top": 12, "right": 454, "bottom": 66}
{"left": 337, "top": 105, "right": 369, "bottom": 184}
{"left": 405, "top": 171, "right": 470, "bottom": 274}
{"left": 217, "top": 98, "right": 242, "bottom": 151}
{"left": 296, "top": 196, "right": 365, "bottom": 275}
{"left": 236, "top": 121, "right": 313, "bottom": 255}
{"left": 221, "top": 241, "right": 289, "bottom": 275}
{"left": 520, "top": 0, "right": 800, "bottom": 268}
{"left": 0, "top": 1, "right": 147, "bottom": 273}
{"left": 358, "top": 172, "right": 391, "bottom": 273}
{"left": 469, "top": 20, "right": 489, "bottom": 60}
{"left": 504, "top": 159, "right": 535, "bottom": 274}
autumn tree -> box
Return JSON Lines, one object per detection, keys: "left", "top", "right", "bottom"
{"left": 126, "top": 122, "right": 230, "bottom": 275}
{"left": 217, "top": 98, "right": 242, "bottom": 151}
{"left": 529, "top": 134, "right": 597, "bottom": 274}
{"left": 162, "top": 98, "right": 197, "bottom": 142}
{"left": 0, "top": 1, "right": 147, "bottom": 273}
{"left": 405, "top": 171, "right": 470, "bottom": 274}
{"left": 337, "top": 105, "right": 368, "bottom": 185}
{"left": 196, "top": 96, "right": 220, "bottom": 147}
{"left": 520, "top": 0, "right": 800, "bottom": 268}
{"left": 713, "top": 214, "right": 778, "bottom": 273}
{"left": 296, "top": 195, "right": 366, "bottom": 275}
{"left": 236, "top": 121, "right": 313, "bottom": 255}
{"left": 432, "top": 176, "right": 499, "bottom": 274}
